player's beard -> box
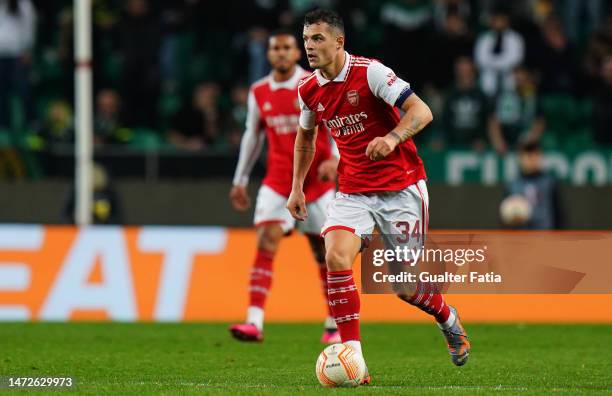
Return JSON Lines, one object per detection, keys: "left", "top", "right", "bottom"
{"left": 274, "top": 59, "right": 291, "bottom": 74}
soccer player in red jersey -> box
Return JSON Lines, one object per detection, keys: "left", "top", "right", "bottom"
{"left": 287, "top": 10, "right": 471, "bottom": 378}
{"left": 230, "top": 30, "right": 340, "bottom": 343}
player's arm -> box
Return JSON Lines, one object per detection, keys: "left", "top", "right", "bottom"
{"left": 293, "top": 125, "right": 318, "bottom": 188}
{"left": 230, "top": 90, "right": 265, "bottom": 211}
{"left": 288, "top": 125, "right": 317, "bottom": 220}
{"left": 364, "top": 61, "right": 433, "bottom": 161}
{"left": 367, "top": 94, "right": 432, "bottom": 161}
{"left": 387, "top": 93, "right": 433, "bottom": 142}
{"left": 287, "top": 92, "right": 317, "bottom": 221}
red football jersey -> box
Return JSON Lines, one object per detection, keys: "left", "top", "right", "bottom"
{"left": 233, "top": 66, "right": 335, "bottom": 202}
{"left": 298, "top": 53, "right": 426, "bottom": 194}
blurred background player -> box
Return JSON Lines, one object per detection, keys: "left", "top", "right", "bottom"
{"left": 500, "top": 140, "right": 564, "bottom": 229}
{"left": 287, "top": 10, "right": 470, "bottom": 380}
{"left": 229, "top": 30, "right": 340, "bottom": 343}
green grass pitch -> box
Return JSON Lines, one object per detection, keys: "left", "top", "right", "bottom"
{"left": 1, "top": 323, "right": 611, "bottom": 395}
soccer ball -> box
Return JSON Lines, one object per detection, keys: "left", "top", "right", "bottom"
{"left": 315, "top": 343, "right": 365, "bottom": 387}
{"left": 500, "top": 194, "right": 532, "bottom": 226}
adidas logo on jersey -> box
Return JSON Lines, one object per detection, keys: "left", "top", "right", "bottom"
{"left": 317, "top": 103, "right": 325, "bottom": 112}
{"left": 263, "top": 102, "right": 272, "bottom": 111}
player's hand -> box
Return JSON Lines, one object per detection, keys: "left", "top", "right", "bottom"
{"left": 317, "top": 157, "right": 339, "bottom": 182}
{"left": 286, "top": 189, "right": 308, "bottom": 221}
{"left": 229, "top": 185, "right": 251, "bottom": 211}
{"left": 365, "top": 135, "right": 397, "bottom": 161}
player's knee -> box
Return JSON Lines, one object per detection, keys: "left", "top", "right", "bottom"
{"left": 257, "top": 227, "right": 283, "bottom": 253}
{"left": 325, "top": 248, "right": 352, "bottom": 271}
{"left": 257, "top": 236, "right": 279, "bottom": 253}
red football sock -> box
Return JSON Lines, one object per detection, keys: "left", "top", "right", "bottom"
{"left": 318, "top": 266, "right": 334, "bottom": 318}
{"left": 404, "top": 281, "right": 450, "bottom": 323}
{"left": 327, "top": 269, "right": 360, "bottom": 341}
{"left": 248, "top": 249, "right": 275, "bottom": 309}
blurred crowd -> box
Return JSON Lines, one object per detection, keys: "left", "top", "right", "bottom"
{"left": 0, "top": 0, "right": 611, "bottom": 156}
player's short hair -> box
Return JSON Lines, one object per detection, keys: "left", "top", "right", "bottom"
{"left": 304, "top": 9, "right": 345, "bottom": 35}
{"left": 269, "top": 28, "right": 297, "bottom": 40}
{"left": 268, "top": 28, "right": 299, "bottom": 48}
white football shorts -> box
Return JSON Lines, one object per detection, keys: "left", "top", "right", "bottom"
{"left": 254, "top": 185, "right": 335, "bottom": 234}
{"left": 321, "top": 179, "right": 429, "bottom": 244}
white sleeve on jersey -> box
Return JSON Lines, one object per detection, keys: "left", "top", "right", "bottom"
{"left": 298, "top": 91, "right": 316, "bottom": 130}
{"left": 367, "top": 61, "right": 412, "bottom": 107}
{"left": 232, "top": 90, "right": 266, "bottom": 187}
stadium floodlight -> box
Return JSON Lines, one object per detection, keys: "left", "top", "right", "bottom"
{"left": 74, "top": 0, "right": 93, "bottom": 225}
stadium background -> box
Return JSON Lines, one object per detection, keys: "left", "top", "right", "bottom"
{"left": 0, "top": 0, "right": 611, "bottom": 323}
{"left": 0, "top": 0, "right": 611, "bottom": 227}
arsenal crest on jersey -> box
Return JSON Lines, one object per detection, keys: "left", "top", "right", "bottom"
{"left": 346, "top": 90, "right": 359, "bottom": 106}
